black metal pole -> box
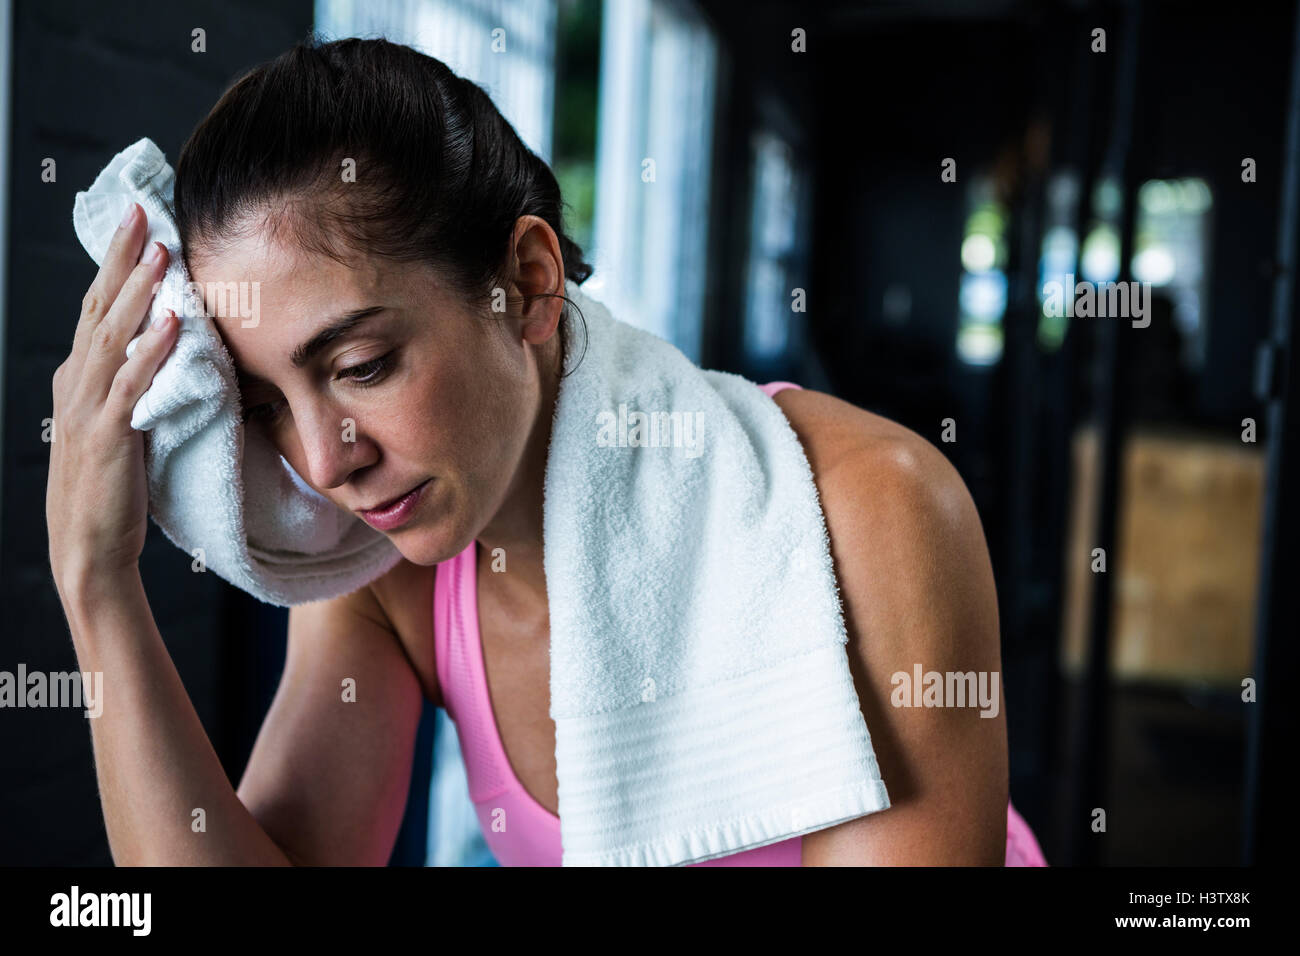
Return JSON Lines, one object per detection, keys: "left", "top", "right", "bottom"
{"left": 1063, "top": 0, "right": 1142, "bottom": 868}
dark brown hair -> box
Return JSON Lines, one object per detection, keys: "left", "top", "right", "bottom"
{"left": 174, "top": 33, "right": 590, "bottom": 370}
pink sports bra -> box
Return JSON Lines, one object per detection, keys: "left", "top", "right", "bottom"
{"left": 432, "top": 380, "right": 1048, "bottom": 866}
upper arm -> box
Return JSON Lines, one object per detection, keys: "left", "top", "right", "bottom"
{"left": 235, "top": 583, "right": 425, "bottom": 866}
{"left": 772, "top": 388, "right": 1008, "bottom": 865}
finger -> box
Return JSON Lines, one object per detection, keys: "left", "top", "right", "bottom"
{"left": 104, "top": 309, "right": 177, "bottom": 423}
{"left": 81, "top": 240, "right": 170, "bottom": 401}
{"left": 70, "top": 202, "right": 148, "bottom": 371}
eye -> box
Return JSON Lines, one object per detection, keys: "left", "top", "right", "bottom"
{"left": 239, "top": 353, "right": 395, "bottom": 426}
{"left": 241, "top": 398, "right": 286, "bottom": 425}
{"left": 337, "top": 352, "right": 394, "bottom": 386}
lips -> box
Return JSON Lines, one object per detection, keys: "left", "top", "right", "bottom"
{"left": 359, "top": 479, "right": 430, "bottom": 515}
{"left": 356, "top": 479, "right": 431, "bottom": 532}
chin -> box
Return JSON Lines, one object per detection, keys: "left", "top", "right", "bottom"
{"left": 387, "top": 520, "right": 473, "bottom": 567}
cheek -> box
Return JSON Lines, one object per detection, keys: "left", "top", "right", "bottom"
{"left": 415, "top": 325, "right": 532, "bottom": 473}
{"left": 403, "top": 357, "right": 492, "bottom": 465}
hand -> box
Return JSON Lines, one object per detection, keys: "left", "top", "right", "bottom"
{"left": 47, "top": 202, "right": 178, "bottom": 585}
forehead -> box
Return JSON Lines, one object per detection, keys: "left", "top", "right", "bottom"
{"left": 189, "top": 227, "right": 400, "bottom": 372}
{"left": 191, "top": 227, "right": 386, "bottom": 314}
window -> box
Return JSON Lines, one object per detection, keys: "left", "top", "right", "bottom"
{"left": 1036, "top": 169, "right": 1082, "bottom": 351}
{"left": 955, "top": 176, "right": 1010, "bottom": 366}
{"left": 1130, "top": 177, "right": 1213, "bottom": 368}
{"left": 743, "top": 131, "right": 807, "bottom": 363}
{"left": 315, "top": 0, "right": 559, "bottom": 161}
{"left": 588, "top": 0, "right": 718, "bottom": 360}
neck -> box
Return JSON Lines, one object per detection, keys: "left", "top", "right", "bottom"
{"left": 472, "top": 333, "right": 563, "bottom": 619}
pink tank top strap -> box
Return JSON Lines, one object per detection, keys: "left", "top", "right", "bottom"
{"left": 759, "top": 380, "right": 803, "bottom": 398}
{"left": 433, "top": 542, "right": 512, "bottom": 803}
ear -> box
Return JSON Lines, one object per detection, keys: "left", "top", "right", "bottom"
{"left": 508, "top": 215, "right": 565, "bottom": 346}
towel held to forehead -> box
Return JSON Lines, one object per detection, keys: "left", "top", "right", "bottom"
{"left": 72, "top": 137, "right": 402, "bottom": 606}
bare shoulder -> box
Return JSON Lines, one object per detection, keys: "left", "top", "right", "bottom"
{"left": 770, "top": 386, "right": 1007, "bottom": 864}
{"left": 362, "top": 557, "right": 442, "bottom": 708}
{"left": 770, "top": 387, "right": 967, "bottom": 514}
{"left": 769, "top": 387, "right": 987, "bottom": 594}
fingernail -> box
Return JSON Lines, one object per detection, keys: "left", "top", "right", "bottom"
{"left": 119, "top": 203, "right": 137, "bottom": 229}
{"left": 143, "top": 242, "right": 163, "bottom": 265}
{"left": 152, "top": 309, "right": 173, "bottom": 331}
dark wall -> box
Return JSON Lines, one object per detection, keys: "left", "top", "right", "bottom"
{"left": 1, "top": 0, "right": 312, "bottom": 865}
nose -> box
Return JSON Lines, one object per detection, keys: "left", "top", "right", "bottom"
{"left": 296, "top": 400, "right": 374, "bottom": 491}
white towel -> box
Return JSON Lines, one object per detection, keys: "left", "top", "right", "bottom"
{"left": 72, "top": 138, "right": 402, "bottom": 606}
{"left": 546, "top": 285, "right": 891, "bottom": 865}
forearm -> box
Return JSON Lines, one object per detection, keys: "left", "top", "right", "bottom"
{"left": 58, "top": 568, "right": 292, "bottom": 865}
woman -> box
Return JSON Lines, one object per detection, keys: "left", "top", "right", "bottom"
{"left": 46, "top": 37, "right": 1043, "bottom": 866}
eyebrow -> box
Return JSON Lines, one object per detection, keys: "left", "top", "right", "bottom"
{"left": 292, "top": 306, "right": 388, "bottom": 368}
{"left": 236, "top": 306, "right": 387, "bottom": 388}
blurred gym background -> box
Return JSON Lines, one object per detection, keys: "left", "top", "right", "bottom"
{"left": 2, "top": 0, "right": 1296, "bottom": 866}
